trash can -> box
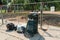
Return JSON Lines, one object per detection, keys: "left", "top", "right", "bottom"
{"left": 24, "top": 13, "right": 38, "bottom": 38}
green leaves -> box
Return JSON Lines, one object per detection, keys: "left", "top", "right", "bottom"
{"left": 1, "top": 0, "right": 60, "bottom": 11}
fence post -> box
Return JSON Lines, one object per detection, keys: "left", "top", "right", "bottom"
{"left": 40, "top": 2, "right": 43, "bottom": 29}
{"left": 17, "top": 4, "right": 18, "bottom": 12}
{"left": 2, "top": 14, "right": 4, "bottom": 25}
{"left": 14, "top": 5, "right": 15, "bottom": 13}
{"left": 1, "top": 7, "right": 4, "bottom": 25}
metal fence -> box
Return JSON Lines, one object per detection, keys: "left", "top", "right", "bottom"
{"left": 0, "top": 1, "right": 60, "bottom": 29}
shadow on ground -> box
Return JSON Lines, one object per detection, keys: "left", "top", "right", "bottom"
{"left": 6, "top": 30, "right": 13, "bottom": 32}
{"left": 44, "top": 31, "right": 53, "bottom": 37}
{"left": 39, "top": 14, "right": 60, "bottom": 27}
{"left": 29, "top": 33, "right": 45, "bottom": 40}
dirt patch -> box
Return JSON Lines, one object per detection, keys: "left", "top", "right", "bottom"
{"left": 7, "top": 16, "right": 28, "bottom": 23}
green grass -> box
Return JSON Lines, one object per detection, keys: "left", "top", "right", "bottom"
{"left": 0, "top": 10, "right": 6, "bottom": 13}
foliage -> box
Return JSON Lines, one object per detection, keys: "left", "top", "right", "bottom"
{"left": 1, "top": 0, "right": 60, "bottom": 11}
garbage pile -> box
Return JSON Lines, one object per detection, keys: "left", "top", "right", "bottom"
{"left": 6, "top": 13, "right": 38, "bottom": 38}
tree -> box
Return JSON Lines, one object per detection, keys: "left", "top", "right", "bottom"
{"left": 2, "top": 0, "right": 60, "bottom": 11}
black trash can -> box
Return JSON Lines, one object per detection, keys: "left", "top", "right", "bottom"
{"left": 24, "top": 13, "right": 38, "bottom": 38}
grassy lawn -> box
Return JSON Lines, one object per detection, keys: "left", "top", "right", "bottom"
{"left": 0, "top": 10, "right": 6, "bottom": 13}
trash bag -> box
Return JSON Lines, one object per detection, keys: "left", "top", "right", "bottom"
{"left": 21, "top": 26, "right": 25, "bottom": 33}
{"left": 16, "top": 25, "right": 25, "bottom": 33}
{"left": 6, "top": 23, "right": 16, "bottom": 30}
{"left": 28, "top": 13, "right": 38, "bottom": 20}
{"left": 24, "top": 13, "right": 38, "bottom": 38}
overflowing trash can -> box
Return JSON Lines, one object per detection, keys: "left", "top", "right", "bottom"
{"left": 24, "top": 13, "right": 38, "bottom": 38}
